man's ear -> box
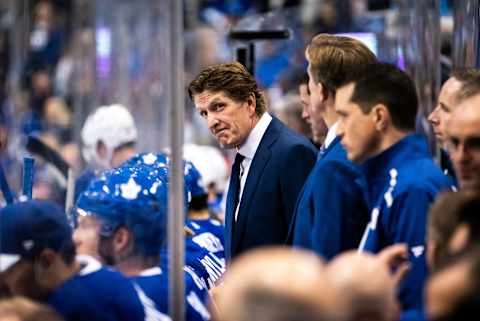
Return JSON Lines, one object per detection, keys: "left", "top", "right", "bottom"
{"left": 371, "top": 104, "right": 390, "bottom": 131}
{"left": 317, "top": 82, "right": 329, "bottom": 102}
{"left": 37, "top": 249, "right": 57, "bottom": 270}
{"left": 246, "top": 93, "right": 257, "bottom": 116}
{"left": 96, "top": 140, "right": 108, "bottom": 159}
{"left": 112, "top": 227, "right": 132, "bottom": 254}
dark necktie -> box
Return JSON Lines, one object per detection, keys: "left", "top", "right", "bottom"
{"left": 232, "top": 153, "right": 245, "bottom": 212}
{"left": 227, "top": 153, "right": 245, "bottom": 222}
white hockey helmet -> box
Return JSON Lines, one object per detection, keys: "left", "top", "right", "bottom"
{"left": 81, "top": 104, "right": 137, "bottom": 169}
{"left": 183, "top": 144, "right": 228, "bottom": 193}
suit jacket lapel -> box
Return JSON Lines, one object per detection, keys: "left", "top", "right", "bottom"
{"left": 232, "top": 118, "right": 280, "bottom": 254}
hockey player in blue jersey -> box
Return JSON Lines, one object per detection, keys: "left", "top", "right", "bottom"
{"left": 335, "top": 63, "right": 454, "bottom": 316}
{"left": 76, "top": 162, "right": 211, "bottom": 321}
{"left": 124, "top": 153, "right": 225, "bottom": 278}
{"left": 184, "top": 159, "right": 225, "bottom": 258}
{"left": 0, "top": 200, "right": 156, "bottom": 321}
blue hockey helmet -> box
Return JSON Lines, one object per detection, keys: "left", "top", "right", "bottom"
{"left": 76, "top": 162, "right": 168, "bottom": 255}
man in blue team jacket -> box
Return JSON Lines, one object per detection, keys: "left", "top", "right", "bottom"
{"left": 290, "top": 34, "right": 375, "bottom": 260}
{"left": 335, "top": 63, "right": 454, "bottom": 315}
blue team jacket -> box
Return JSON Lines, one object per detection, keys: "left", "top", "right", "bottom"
{"left": 290, "top": 137, "right": 369, "bottom": 260}
{"left": 358, "top": 134, "right": 455, "bottom": 311}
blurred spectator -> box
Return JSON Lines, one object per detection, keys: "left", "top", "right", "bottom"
{"left": 22, "top": 65, "right": 53, "bottom": 135}
{"left": 426, "top": 246, "right": 480, "bottom": 321}
{"left": 213, "top": 247, "right": 347, "bottom": 321}
{"left": 275, "top": 93, "right": 311, "bottom": 138}
{"left": 23, "top": 1, "right": 64, "bottom": 90}
{"left": 0, "top": 297, "right": 64, "bottom": 321}
{"left": 326, "top": 245, "right": 410, "bottom": 321}
{"left": 427, "top": 191, "right": 466, "bottom": 271}
{"left": 444, "top": 192, "right": 480, "bottom": 255}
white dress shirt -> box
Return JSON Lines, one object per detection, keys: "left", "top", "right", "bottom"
{"left": 234, "top": 112, "right": 273, "bottom": 221}
{"left": 323, "top": 121, "right": 339, "bottom": 149}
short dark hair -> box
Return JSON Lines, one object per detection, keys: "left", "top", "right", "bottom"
{"left": 306, "top": 34, "right": 377, "bottom": 97}
{"left": 347, "top": 63, "right": 418, "bottom": 131}
{"left": 188, "top": 62, "right": 266, "bottom": 116}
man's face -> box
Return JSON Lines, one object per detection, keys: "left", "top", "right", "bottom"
{"left": 336, "top": 83, "right": 379, "bottom": 163}
{"left": 428, "top": 77, "right": 463, "bottom": 146}
{"left": 447, "top": 95, "right": 480, "bottom": 191}
{"left": 299, "top": 82, "right": 328, "bottom": 145}
{"left": 0, "top": 259, "right": 46, "bottom": 300}
{"left": 73, "top": 213, "right": 101, "bottom": 259}
{"left": 194, "top": 91, "right": 256, "bottom": 149}
{"left": 299, "top": 83, "right": 311, "bottom": 125}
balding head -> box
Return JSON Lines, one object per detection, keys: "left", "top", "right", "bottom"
{"left": 214, "top": 247, "right": 347, "bottom": 321}
{"left": 327, "top": 251, "right": 399, "bottom": 321}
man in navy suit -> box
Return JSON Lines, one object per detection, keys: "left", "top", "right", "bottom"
{"left": 188, "top": 62, "right": 317, "bottom": 261}
{"left": 290, "top": 34, "right": 375, "bottom": 260}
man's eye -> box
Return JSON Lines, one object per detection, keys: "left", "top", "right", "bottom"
{"left": 199, "top": 111, "right": 207, "bottom": 118}
{"left": 448, "top": 137, "right": 460, "bottom": 150}
{"left": 466, "top": 138, "right": 480, "bottom": 151}
{"left": 213, "top": 103, "right": 224, "bottom": 111}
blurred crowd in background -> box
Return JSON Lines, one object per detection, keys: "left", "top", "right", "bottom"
{"left": 0, "top": 0, "right": 457, "bottom": 206}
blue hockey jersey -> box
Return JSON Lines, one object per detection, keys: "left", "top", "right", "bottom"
{"left": 47, "top": 255, "right": 166, "bottom": 321}
{"left": 358, "top": 134, "right": 455, "bottom": 311}
{"left": 131, "top": 265, "right": 211, "bottom": 321}
{"left": 186, "top": 218, "right": 225, "bottom": 258}
{"left": 160, "top": 238, "right": 225, "bottom": 289}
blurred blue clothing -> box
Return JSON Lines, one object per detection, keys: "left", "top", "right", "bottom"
{"left": 74, "top": 168, "right": 97, "bottom": 203}
{"left": 47, "top": 255, "right": 152, "bottom": 321}
{"left": 186, "top": 218, "right": 224, "bottom": 255}
{"left": 359, "top": 134, "right": 455, "bottom": 311}
{"left": 291, "top": 137, "right": 369, "bottom": 260}
{"left": 160, "top": 238, "right": 225, "bottom": 289}
{"left": 132, "top": 263, "right": 211, "bottom": 321}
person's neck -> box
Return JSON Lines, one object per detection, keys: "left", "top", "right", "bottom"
{"left": 115, "top": 255, "right": 160, "bottom": 277}
{"left": 236, "top": 113, "right": 262, "bottom": 150}
{"left": 50, "top": 259, "right": 81, "bottom": 291}
{"left": 188, "top": 209, "right": 210, "bottom": 220}
{"left": 376, "top": 128, "right": 411, "bottom": 156}
{"left": 322, "top": 104, "right": 339, "bottom": 129}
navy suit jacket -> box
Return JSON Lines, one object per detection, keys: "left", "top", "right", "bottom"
{"left": 290, "top": 137, "right": 369, "bottom": 260}
{"left": 224, "top": 117, "right": 317, "bottom": 260}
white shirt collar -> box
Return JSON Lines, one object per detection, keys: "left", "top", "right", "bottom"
{"left": 324, "top": 122, "right": 339, "bottom": 149}
{"left": 77, "top": 255, "right": 102, "bottom": 276}
{"left": 238, "top": 112, "right": 273, "bottom": 159}
{"left": 138, "top": 266, "right": 163, "bottom": 276}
